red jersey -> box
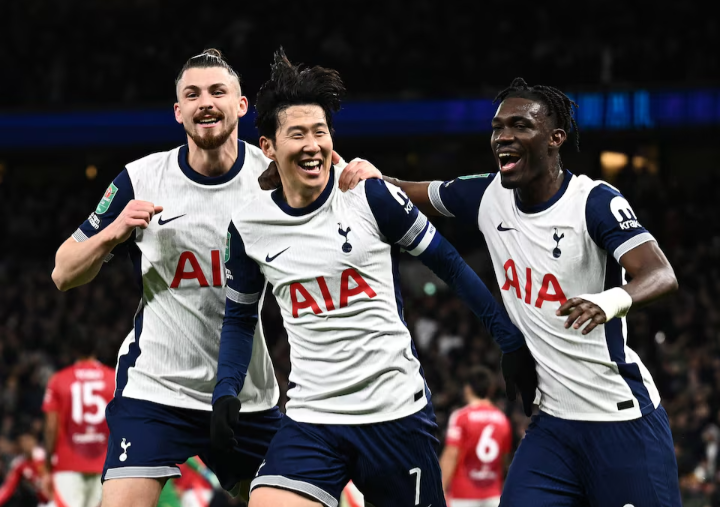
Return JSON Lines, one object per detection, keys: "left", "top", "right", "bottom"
{"left": 0, "top": 449, "right": 48, "bottom": 505}
{"left": 445, "top": 403, "right": 512, "bottom": 500}
{"left": 42, "top": 359, "right": 116, "bottom": 473}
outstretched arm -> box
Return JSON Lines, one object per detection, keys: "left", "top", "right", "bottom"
{"left": 364, "top": 179, "right": 523, "bottom": 351}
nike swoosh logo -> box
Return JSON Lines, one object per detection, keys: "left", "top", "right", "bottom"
{"left": 266, "top": 247, "right": 290, "bottom": 262}
{"left": 158, "top": 214, "right": 186, "bottom": 226}
{"left": 497, "top": 222, "right": 516, "bottom": 232}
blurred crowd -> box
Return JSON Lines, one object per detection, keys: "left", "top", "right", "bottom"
{"left": 1, "top": 140, "right": 719, "bottom": 505}
{"left": 2, "top": 0, "right": 717, "bottom": 110}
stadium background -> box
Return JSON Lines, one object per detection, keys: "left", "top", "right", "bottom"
{"left": 1, "top": 1, "right": 719, "bottom": 505}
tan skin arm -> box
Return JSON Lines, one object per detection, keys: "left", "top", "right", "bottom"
{"left": 439, "top": 444, "right": 460, "bottom": 496}
{"left": 44, "top": 411, "right": 58, "bottom": 472}
{"left": 557, "top": 241, "right": 678, "bottom": 334}
{"left": 51, "top": 200, "right": 162, "bottom": 291}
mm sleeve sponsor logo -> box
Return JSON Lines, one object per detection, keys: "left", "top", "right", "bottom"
{"left": 610, "top": 196, "right": 641, "bottom": 230}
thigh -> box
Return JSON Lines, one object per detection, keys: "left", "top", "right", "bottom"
{"left": 352, "top": 404, "right": 446, "bottom": 507}
{"left": 103, "top": 396, "right": 205, "bottom": 482}
{"left": 581, "top": 406, "right": 682, "bottom": 507}
{"left": 251, "top": 416, "right": 350, "bottom": 507}
{"left": 202, "top": 407, "right": 283, "bottom": 494}
{"left": 499, "top": 414, "right": 587, "bottom": 507}
{"left": 53, "top": 472, "right": 86, "bottom": 507}
{"left": 100, "top": 477, "right": 166, "bottom": 507}
{"left": 250, "top": 487, "right": 324, "bottom": 507}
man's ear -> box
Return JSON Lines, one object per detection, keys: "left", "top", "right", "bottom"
{"left": 550, "top": 128, "right": 567, "bottom": 149}
{"left": 259, "top": 136, "right": 275, "bottom": 159}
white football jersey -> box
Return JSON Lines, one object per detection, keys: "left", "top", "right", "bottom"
{"left": 73, "top": 141, "right": 279, "bottom": 412}
{"left": 429, "top": 171, "right": 661, "bottom": 421}
{"left": 224, "top": 166, "right": 437, "bottom": 424}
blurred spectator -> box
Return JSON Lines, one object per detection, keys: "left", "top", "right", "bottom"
{"left": 0, "top": 0, "right": 717, "bottom": 110}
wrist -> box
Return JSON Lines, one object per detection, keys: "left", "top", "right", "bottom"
{"left": 576, "top": 287, "right": 633, "bottom": 321}
{"left": 97, "top": 227, "right": 123, "bottom": 249}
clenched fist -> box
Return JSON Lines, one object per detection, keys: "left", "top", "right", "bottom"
{"left": 102, "top": 200, "right": 163, "bottom": 245}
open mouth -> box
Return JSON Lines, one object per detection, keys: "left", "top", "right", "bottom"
{"left": 297, "top": 159, "right": 323, "bottom": 175}
{"left": 196, "top": 116, "right": 222, "bottom": 128}
{"left": 498, "top": 152, "right": 522, "bottom": 172}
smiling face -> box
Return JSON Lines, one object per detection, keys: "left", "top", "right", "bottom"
{"left": 490, "top": 97, "right": 566, "bottom": 189}
{"left": 259, "top": 104, "right": 333, "bottom": 205}
{"left": 174, "top": 67, "right": 248, "bottom": 150}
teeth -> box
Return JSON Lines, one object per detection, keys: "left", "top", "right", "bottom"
{"left": 300, "top": 160, "right": 321, "bottom": 168}
{"left": 498, "top": 153, "right": 520, "bottom": 159}
{"left": 199, "top": 118, "right": 219, "bottom": 124}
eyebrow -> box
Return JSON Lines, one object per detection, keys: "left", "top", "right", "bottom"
{"left": 182, "top": 83, "right": 229, "bottom": 93}
{"left": 492, "top": 115, "right": 534, "bottom": 123}
{"left": 286, "top": 122, "right": 328, "bottom": 132}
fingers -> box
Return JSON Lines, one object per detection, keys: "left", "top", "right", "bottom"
{"left": 563, "top": 306, "right": 586, "bottom": 329}
{"left": 154, "top": 205, "right": 164, "bottom": 213}
{"left": 581, "top": 314, "right": 606, "bottom": 335}
{"left": 560, "top": 299, "right": 607, "bottom": 332}
{"left": 556, "top": 297, "right": 584, "bottom": 316}
{"left": 332, "top": 150, "right": 341, "bottom": 164}
{"left": 338, "top": 163, "right": 358, "bottom": 192}
{"left": 339, "top": 159, "right": 383, "bottom": 192}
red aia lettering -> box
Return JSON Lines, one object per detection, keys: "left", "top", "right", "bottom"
{"left": 290, "top": 283, "right": 323, "bottom": 318}
{"left": 501, "top": 259, "right": 567, "bottom": 308}
{"left": 170, "top": 251, "right": 223, "bottom": 289}
{"left": 339, "top": 268, "right": 377, "bottom": 308}
{"left": 290, "top": 268, "right": 377, "bottom": 318}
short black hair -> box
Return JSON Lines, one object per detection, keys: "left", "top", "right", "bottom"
{"left": 175, "top": 48, "right": 241, "bottom": 92}
{"left": 466, "top": 366, "right": 495, "bottom": 399}
{"left": 255, "top": 47, "right": 345, "bottom": 141}
{"left": 494, "top": 77, "right": 580, "bottom": 151}
{"left": 69, "top": 326, "right": 95, "bottom": 359}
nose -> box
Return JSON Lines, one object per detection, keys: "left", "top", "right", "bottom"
{"left": 302, "top": 136, "right": 321, "bottom": 154}
{"left": 199, "top": 91, "right": 214, "bottom": 111}
{"left": 494, "top": 127, "right": 514, "bottom": 145}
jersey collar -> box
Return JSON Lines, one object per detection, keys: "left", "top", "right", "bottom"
{"left": 272, "top": 166, "right": 335, "bottom": 216}
{"left": 178, "top": 140, "right": 246, "bottom": 185}
{"left": 514, "top": 169, "right": 573, "bottom": 214}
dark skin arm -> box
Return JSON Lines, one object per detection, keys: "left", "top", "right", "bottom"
{"left": 557, "top": 241, "right": 678, "bottom": 334}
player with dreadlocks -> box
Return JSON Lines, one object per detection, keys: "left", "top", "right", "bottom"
{"left": 342, "top": 77, "right": 682, "bottom": 506}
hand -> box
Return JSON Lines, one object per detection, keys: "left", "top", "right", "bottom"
{"left": 338, "top": 158, "right": 383, "bottom": 192}
{"left": 101, "top": 200, "right": 163, "bottom": 245}
{"left": 211, "top": 396, "right": 241, "bottom": 452}
{"left": 501, "top": 344, "right": 538, "bottom": 417}
{"left": 556, "top": 297, "right": 607, "bottom": 335}
{"left": 40, "top": 473, "right": 53, "bottom": 500}
{"left": 258, "top": 151, "right": 343, "bottom": 191}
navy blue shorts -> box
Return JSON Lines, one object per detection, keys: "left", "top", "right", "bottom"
{"left": 102, "top": 396, "right": 282, "bottom": 492}
{"left": 500, "top": 405, "right": 681, "bottom": 507}
{"left": 252, "top": 402, "right": 446, "bottom": 507}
